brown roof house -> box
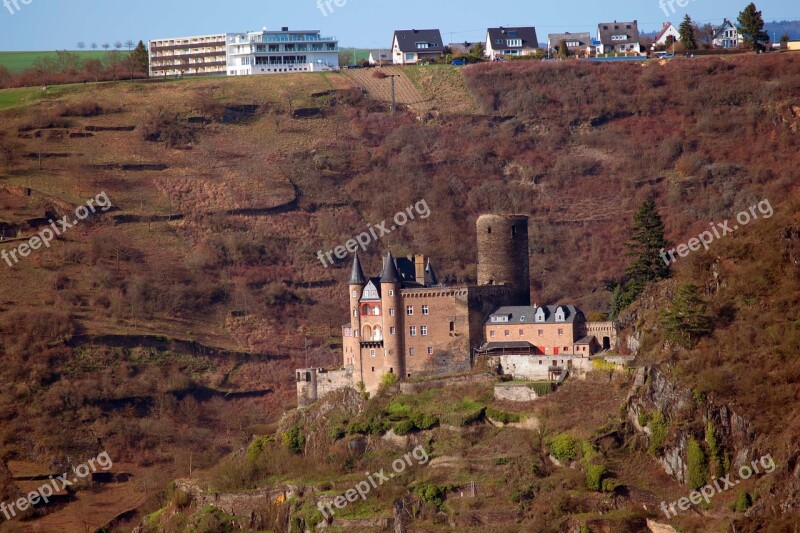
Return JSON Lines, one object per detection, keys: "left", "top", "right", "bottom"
{"left": 596, "top": 20, "right": 642, "bottom": 55}
{"left": 547, "top": 32, "right": 592, "bottom": 57}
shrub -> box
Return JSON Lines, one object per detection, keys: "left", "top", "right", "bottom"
{"left": 486, "top": 407, "right": 521, "bottom": 424}
{"left": 281, "top": 426, "right": 305, "bottom": 455}
{"left": 637, "top": 410, "right": 651, "bottom": 427}
{"left": 647, "top": 412, "right": 669, "bottom": 456}
{"left": 380, "top": 372, "right": 398, "bottom": 389}
{"left": 246, "top": 436, "right": 270, "bottom": 463}
{"left": 393, "top": 420, "right": 415, "bottom": 436}
{"left": 528, "top": 382, "right": 555, "bottom": 396}
{"left": 687, "top": 437, "right": 709, "bottom": 490}
{"left": 734, "top": 491, "right": 753, "bottom": 512}
{"left": 549, "top": 434, "right": 580, "bottom": 463}
{"left": 602, "top": 478, "right": 621, "bottom": 493}
{"left": 585, "top": 463, "right": 608, "bottom": 492}
{"left": 416, "top": 483, "right": 456, "bottom": 508}
{"left": 410, "top": 410, "right": 439, "bottom": 430}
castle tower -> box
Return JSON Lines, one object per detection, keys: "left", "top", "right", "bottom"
{"left": 345, "top": 254, "right": 367, "bottom": 369}
{"left": 380, "top": 251, "right": 404, "bottom": 378}
{"left": 477, "top": 214, "right": 531, "bottom": 306}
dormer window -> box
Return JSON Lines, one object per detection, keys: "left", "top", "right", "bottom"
{"left": 535, "top": 309, "right": 546, "bottom": 322}
{"left": 416, "top": 42, "right": 429, "bottom": 49}
{"left": 611, "top": 34, "right": 627, "bottom": 41}
{"left": 520, "top": 316, "right": 525, "bottom": 322}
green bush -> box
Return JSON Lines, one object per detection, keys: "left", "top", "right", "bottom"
{"left": 602, "top": 478, "right": 621, "bottom": 493}
{"left": 647, "top": 411, "right": 669, "bottom": 455}
{"left": 246, "top": 436, "right": 270, "bottom": 463}
{"left": 416, "top": 483, "right": 456, "bottom": 508}
{"left": 410, "top": 410, "right": 439, "bottom": 430}
{"left": 549, "top": 434, "right": 580, "bottom": 463}
{"left": 585, "top": 463, "right": 608, "bottom": 492}
{"left": 734, "top": 491, "right": 753, "bottom": 512}
{"left": 281, "top": 426, "right": 306, "bottom": 455}
{"left": 637, "top": 410, "right": 651, "bottom": 427}
{"left": 687, "top": 437, "right": 709, "bottom": 490}
{"left": 380, "top": 372, "right": 398, "bottom": 389}
{"left": 393, "top": 419, "right": 415, "bottom": 436}
{"left": 486, "top": 407, "right": 521, "bottom": 424}
{"left": 528, "top": 382, "right": 555, "bottom": 396}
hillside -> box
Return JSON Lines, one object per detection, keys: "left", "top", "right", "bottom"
{"left": 0, "top": 53, "right": 799, "bottom": 530}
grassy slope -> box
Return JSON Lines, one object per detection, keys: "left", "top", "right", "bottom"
{"left": 0, "top": 54, "right": 798, "bottom": 530}
{"left": 0, "top": 50, "right": 130, "bottom": 73}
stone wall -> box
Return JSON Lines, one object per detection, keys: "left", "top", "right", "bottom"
{"left": 399, "top": 373, "right": 495, "bottom": 394}
{"left": 175, "top": 480, "right": 300, "bottom": 522}
{"left": 586, "top": 321, "right": 619, "bottom": 351}
{"left": 296, "top": 367, "right": 354, "bottom": 408}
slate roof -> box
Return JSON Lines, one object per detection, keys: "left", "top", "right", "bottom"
{"left": 548, "top": 32, "right": 591, "bottom": 48}
{"left": 393, "top": 29, "right": 444, "bottom": 53}
{"left": 487, "top": 27, "right": 539, "bottom": 50}
{"left": 486, "top": 305, "right": 584, "bottom": 325}
{"left": 349, "top": 254, "right": 367, "bottom": 285}
{"left": 574, "top": 336, "right": 597, "bottom": 345}
{"left": 597, "top": 20, "right": 640, "bottom": 46}
{"left": 424, "top": 259, "right": 438, "bottom": 286}
{"left": 380, "top": 251, "right": 401, "bottom": 283}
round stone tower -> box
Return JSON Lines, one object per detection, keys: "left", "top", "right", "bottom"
{"left": 477, "top": 214, "right": 531, "bottom": 306}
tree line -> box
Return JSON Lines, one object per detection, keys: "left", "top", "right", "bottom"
{"left": 0, "top": 41, "right": 149, "bottom": 89}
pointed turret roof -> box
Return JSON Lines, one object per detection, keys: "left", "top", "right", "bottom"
{"left": 349, "top": 254, "right": 367, "bottom": 285}
{"left": 380, "top": 251, "right": 401, "bottom": 284}
{"left": 424, "top": 259, "right": 438, "bottom": 286}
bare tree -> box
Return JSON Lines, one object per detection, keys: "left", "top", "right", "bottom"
{"left": 102, "top": 43, "right": 110, "bottom": 51}
{"left": 114, "top": 41, "right": 123, "bottom": 50}
{"left": 77, "top": 41, "right": 86, "bottom": 50}
{"left": 125, "top": 39, "right": 135, "bottom": 51}
{"left": 90, "top": 42, "right": 98, "bottom": 50}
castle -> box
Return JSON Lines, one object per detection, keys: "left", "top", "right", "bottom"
{"left": 297, "top": 214, "right": 617, "bottom": 403}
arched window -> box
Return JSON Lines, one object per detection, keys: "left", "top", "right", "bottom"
{"left": 362, "top": 325, "right": 373, "bottom": 341}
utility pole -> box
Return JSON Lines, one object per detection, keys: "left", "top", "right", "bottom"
{"left": 390, "top": 75, "right": 396, "bottom": 115}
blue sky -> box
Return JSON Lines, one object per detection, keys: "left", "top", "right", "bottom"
{"left": 0, "top": 0, "right": 795, "bottom": 50}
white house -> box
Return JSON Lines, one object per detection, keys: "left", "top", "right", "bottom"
{"left": 713, "top": 19, "right": 743, "bottom": 49}
{"left": 392, "top": 29, "right": 445, "bottom": 65}
{"left": 368, "top": 50, "right": 391, "bottom": 66}
{"left": 226, "top": 26, "right": 339, "bottom": 76}
{"left": 596, "top": 20, "right": 641, "bottom": 55}
{"left": 485, "top": 27, "right": 539, "bottom": 60}
{"left": 652, "top": 22, "right": 681, "bottom": 47}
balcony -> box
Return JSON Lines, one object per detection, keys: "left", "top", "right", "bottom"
{"left": 151, "top": 61, "right": 226, "bottom": 72}
{"left": 151, "top": 41, "right": 227, "bottom": 53}
{"left": 152, "top": 51, "right": 226, "bottom": 61}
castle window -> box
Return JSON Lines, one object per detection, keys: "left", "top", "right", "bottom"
{"left": 389, "top": 290, "right": 395, "bottom": 296}
{"left": 519, "top": 329, "right": 524, "bottom": 336}
{"left": 353, "top": 310, "right": 358, "bottom": 317}
{"left": 390, "top": 327, "right": 396, "bottom": 335}
{"left": 490, "top": 331, "right": 495, "bottom": 338}
{"left": 449, "top": 321, "right": 454, "bottom": 332}
{"left": 372, "top": 367, "right": 375, "bottom": 372}
{"left": 352, "top": 290, "right": 357, "bottom": 297}
{"left": 421, "top": 326, "right": 428, "bottom": 336}
{"left": 512, "top": 226, "right": 517, "bottom": 238}
{"left": 370, "top": 349, "right": 376, "bottom": 357}
{"left": 538, "top": 329, "right": 543, "bottom": 337}
{"left": 407, "top": 306, "right": 414, "bottom": 316}
{"left": 409, "top": 348, "right": 415, "bottom": 356}
{"left": 427, "top": 347, "right": 433, "bottom": 355}
{"left": 422, "top": 305, "right": 429, "bottom": 315}
{"left": 520, "top": 316, "right": 525, "bottom": 322}
{"left": 558, "top": 328, "right": 564, "bottom": 336}
{"left": 390, "top": 308, "right": 395, "bottom": 317}
{"left": 410, "top": 326, "right": 417, "bottom": 336}
{"left": 488, "top": 226, "right": 492, "bottom": 234}
{"left": 504, "top": 330, "right": 510, "bottom": 337}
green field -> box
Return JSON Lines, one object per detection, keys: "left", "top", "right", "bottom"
{"left": 0, "top": 83, "right": 87, "bottom": 111}
{"left": 0, "top": 50, "right": 131, "bottom": 73}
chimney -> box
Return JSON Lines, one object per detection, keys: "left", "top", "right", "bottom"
{"left": 282, "top": 26, "right": 289, "bottom": 31}
{"left": 414, "top": 255, "right": 426, "bottom": 285}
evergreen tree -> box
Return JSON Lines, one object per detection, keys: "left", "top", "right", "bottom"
{"left": 679, "top": 15, "right": 698, "bottom": 50}
{"left": 659, "top": 284, "right": 713, "bottom": 348}
{"left": 130, "top": 41, "right": 149, "bottom": 74}
{"left": 608, "top": 198, "right": 670, "bottom": 319}
{"left": 625, "top": 198, "right": 670, "bottom": 283}
{"left": 737, "top": 3, "right": 770, "bottom": 51}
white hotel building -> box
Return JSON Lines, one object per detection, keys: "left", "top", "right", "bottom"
{"left": 148, "top": 27, "right": 339, "bottom": 78}
{"left": 227, "top": 27, "right": 339, "bottom": 75}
